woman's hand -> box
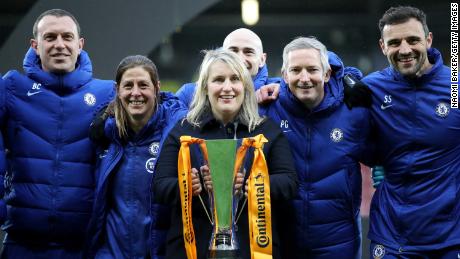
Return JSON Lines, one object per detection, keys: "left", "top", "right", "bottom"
{"left": 234, "top": 170, "right": 245, "bottom": 196}
{"left": 200, "top": 165, "right": 213, "bottom": 192}
{"left": 191, "top": 168, "right": 202, "bottom": 196}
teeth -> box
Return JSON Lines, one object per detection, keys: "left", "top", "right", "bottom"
{"left": 220, "top": 95, "right": 234, "bottom": 99}
{"left": 398, "top": 56, "right": 415, "bottom": 62}
{"left": 130, "top": 101, "right": 145, "bottom": 105}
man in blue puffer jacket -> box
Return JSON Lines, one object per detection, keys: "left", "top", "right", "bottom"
{"left": 260, "top": 37, "right": 373, "bottom": 258}
{"left": 176, "top": 28, "right": 280, "bottom": 107}
{"left": 361, "top": 6, "right": 460, "bottom": 258}
{"left": 0, "top": 77, "right": 5, "bottom": 225}
{"left": 87, "top": 91, "right": 186, "bottom": 259}
{"left": 0, "top": 9, "right": 114, "bottom": 258}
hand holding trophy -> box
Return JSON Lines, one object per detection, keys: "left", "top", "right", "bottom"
{"left": 200, "top": 165, "right": 214, "bottom": 192}
{"left": 191, "top": 168, "right": 203, "bottom": 196}
{"left": 233, "top": 170, "right": 246, "bottom": 197}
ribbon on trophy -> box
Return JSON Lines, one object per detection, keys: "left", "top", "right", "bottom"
{"left": 234, "top": 134, "right": 272, "bottom": 259}
{"left": 178, "top": 136, "right": 209, "bottom": 259}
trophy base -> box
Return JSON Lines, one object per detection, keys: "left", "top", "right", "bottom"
{"left": 207, "top": 250, "right": 241, "bottom": 259}
{"left": 208, "top": 232, "right": 241, "bottom": 259}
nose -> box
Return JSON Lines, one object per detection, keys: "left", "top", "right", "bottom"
{"left": 131, "top": 85, "right": 141, "bottom": 96}
{"left": 54, "top": 35, "right": 65, "bottom": 49}
{"left": 299, "top": 69, "right": 310, "bottom": 82}
{"left": 399, "top": 40, "right": 412, "bottom": 55}
{"left": 222, "top": 79, "right": 233, "bottom": 91}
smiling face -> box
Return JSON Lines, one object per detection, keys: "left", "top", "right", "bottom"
{"left": 283, "top": 48, "right": 330, "bottom": 110}
{"left": 117, "top": 66, "right": 159, "bottom": 129}
{"left": 379, "top": 18, "right": 432, "bottom": 77}
{"left": 223, "top": 29, "right": 266, "bottom": 77}
{"left": 31, "top": 15, "right": 83, "bottom": 73}
{"left": 207, "top": 60, "right": 244, "bottom": 124}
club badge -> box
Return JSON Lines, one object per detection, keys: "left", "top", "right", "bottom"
{"left": 149, "top": 142, "right": 160, "bottom": 156}
{"left": 330, "top": 128, "right": 344, "bottom": 143}
{"left": 435, "top": 102, "right": 449, "bottom": 117}
{"left": 373, "top": 244, "right": 385, "bottom": 259}
{"left": 84, "top": 93, "right": 96, "bottom": 106}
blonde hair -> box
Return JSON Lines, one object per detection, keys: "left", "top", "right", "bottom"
{"left": 187, "top": 49, "right": 263, "bottom": 132}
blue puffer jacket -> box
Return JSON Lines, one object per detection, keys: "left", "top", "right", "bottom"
{"left": 176, "top": 64, "right": 281, "bottom": 107}
{"left": 0, "top": 48, "right": 115, "bottom": 245}
{"left": 363, "top": 48, "right": 460, "bottom": 252}
{"left": 86, "top": 92, "right": 187, "bottom": 259}
{"left": 260, "top": 52, "right": 372, "bottom": 255}
{"left": 0, "top": 77, "right": 6, "bottom": 224}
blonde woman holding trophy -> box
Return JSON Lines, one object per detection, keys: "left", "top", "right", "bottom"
{"left": 153, "top": 49, "right": 297, "bottom": 259}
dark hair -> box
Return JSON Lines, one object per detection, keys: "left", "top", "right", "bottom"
{"left": 115, "top": 55, "right": 159, "bottom": 86}
{"left": 114, "top": 55, "right": 160, "bottom": 139}
{"left": 378, "top": 6, "right": 429, "bottom": 37}
{"left": 33, "top": 9, "right": 81, "bottom": 38}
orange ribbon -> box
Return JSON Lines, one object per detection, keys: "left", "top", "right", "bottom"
{"left": 178, "top": 136, "right": 208, "bottom": 259}
{"left": 235, "top": 134, "right": 272, "bottom": 259}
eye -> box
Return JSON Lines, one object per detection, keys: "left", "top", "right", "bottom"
{"left": 243, "top": 49, "right": 255, "bottom": 56}
{"left": 121, "top": 82, "right": 133, "bottom": 89}
{"left": 43, "top": 34, "right": 56, "bottom": 41}
{"left": 407, "top": 37, "right": 421, "bottom": 45}
{"left": 229, "top": 47, "right": 239, "bottom": 54}
{"left": 289, "top": 67, "right": 301, "bottom": 74}
{"left": 308, "top": 68, "right": 320, "bottom": 73}
{"left": 387, "top": 40, "right": 400, "bottom": 47}
{"left": 230, "top": 75, "right": 240, "bottom": 82}
{"left": 139, "top": 82, "right": 151, "bottom": 89}
{"left": 212, "top": 76, "right": 225, "bottom": 83}
{"left": 62, "top": 33, "right": 74, "bottom": 40}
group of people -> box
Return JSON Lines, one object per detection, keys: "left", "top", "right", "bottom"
{"left": 0, "top": 5, "right": 458, "bottom": 259}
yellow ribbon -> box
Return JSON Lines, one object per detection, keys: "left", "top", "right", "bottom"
{"left": 178, "top": 136, "right": 208, "bottom": 259}
{"left": 236, "top": 134, "right": 272, "bottom": 259}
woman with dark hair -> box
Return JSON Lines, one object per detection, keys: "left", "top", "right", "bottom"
{"left": 86, "top": 55, "right": 186, "bottom": 258}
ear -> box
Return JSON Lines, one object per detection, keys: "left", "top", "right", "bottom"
{"left": 379, "top": 38, "right": 387, "bottom": 56}
{"left": 282, "top": 70, "right": 288, "bottom": 84}
{"left": 259, "top": 52, "right": 267, "bottom": 68}
{"left": 156, "top": 81, "right": 161, "bottom": 94}
{"left": 78, "top": 37, "right": 85, "bottom": 54}
{"left": 30, "top": 38, "right": 39, "bottom": 54}
{"left": 116, "top": 84, "right": 121, "bottom": 97}
{"left": 426, "top": 32, "right": 433, "bottom": 49}
{"left": 324, "top": 68, "right": 332, "bottom": 83}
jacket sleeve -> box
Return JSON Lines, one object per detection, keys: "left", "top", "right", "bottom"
{"left": 152, "top": 127, "right": 181, "bottom": 205}
{"left": 266, "top": 130, "right": 298, "bottom": 202}
{"left": 149, "top": 203, "right": 170, "bottom": 259}
{"left": 161, "top": 92, "right": 188, "bottom": 141}
{"left": 0, "top": 76, "right": 7, "bottom": 224}
{"left": 343, "top": 66, "right": 363, "bottom": 80}
{"left": 150, "top": 95, "right": 186, "bottom": 258}
{"left": 175, "top": 83, "right": 196, "bottom": 108}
